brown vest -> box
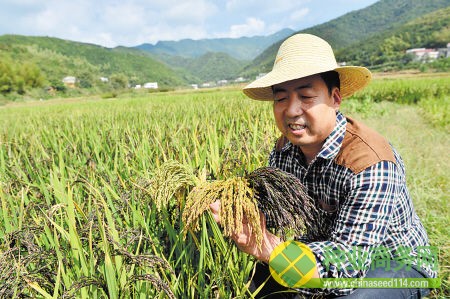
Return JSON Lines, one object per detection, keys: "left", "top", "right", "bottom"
{"left": 275, "top": 117, "right": 396, "bottom": 174}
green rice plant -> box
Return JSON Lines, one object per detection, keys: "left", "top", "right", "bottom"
{"left": 146, "top": 160, "right": 197, "bottom": 211}
{"left": 418, "top": 95, "right": 449, "bottom": 130}
{"left": 0, "top": 76, "right": 448, "bottom": 297}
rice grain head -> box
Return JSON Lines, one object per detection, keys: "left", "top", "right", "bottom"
{"left": 247, "top": 167, "right": 324, "bottom": 239}
{"left": 182, "top": 177, "right": 263, "bottom": 248}
{"left": 149, "top": 160, "right": 197, "bottom": 211}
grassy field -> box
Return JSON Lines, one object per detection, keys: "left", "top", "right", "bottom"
{"left": 0, "top": 75, "right": 448, "bottom": 298}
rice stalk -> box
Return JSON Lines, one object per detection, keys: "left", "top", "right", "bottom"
{"left": 182, "top": 177, "right": 262, "bottom": 247}
{"left": 128, "top": 274, "right": 175, "bottom": 299}
{"left": 181, "top": 166, "right": 327, "bottom": 248}
{"left": 147, "top": 160, "right": 197, "bottom": 211}
{"left": 149, "top": 161, "right": 325, "bottom": 248}
{"left": 247, "top": 167, "right": 324, "bottom": 240}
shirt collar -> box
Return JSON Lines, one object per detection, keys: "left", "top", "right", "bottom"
{"left": 316, "top": 111, "right": 347, "bottom": 160}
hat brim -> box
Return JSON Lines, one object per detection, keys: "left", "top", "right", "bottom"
{"left": 243, "top": 66, "right": 372, "bottom": 101}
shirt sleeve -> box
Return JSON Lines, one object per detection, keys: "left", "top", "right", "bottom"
{"left": 304, "top": 160, "right": 399, "bottom": 296}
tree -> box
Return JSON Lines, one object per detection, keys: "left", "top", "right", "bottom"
{"left": 19, "top": 62, "right": 45, "bottom": 88}
{"left": 0, "top": 60, "right": 15, "bottom": 93}
{"left": 110, "top": 74, "right": 128, "bottom": 90}
{"left": 77, "top": 71, "right": 94, "bottom": 89}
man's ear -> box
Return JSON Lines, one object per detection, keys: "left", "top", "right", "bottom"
{"left": 332, "top": 87, "right": 342, "bottom": 111}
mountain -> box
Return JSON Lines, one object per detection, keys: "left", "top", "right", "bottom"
{"left": 149, "top": 51, "right": 245, "bottom": 82}
{"left": 335, "top": 6, "right": 450, "bottom": 69}
{"left": 181, "top": 52, "right": 244, "bottom": 82}
{"left": 0, "top": 35, "right": 188, "bottom": 89}
{"left": 241, "top": 0, "right": 450, "bottom": 77}
{"left": 135, "top": 28, "right": 295, "bottom": 61}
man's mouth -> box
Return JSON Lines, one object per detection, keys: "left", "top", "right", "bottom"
{"left": 289, "top": 124, "right": 306, "bottom": 130}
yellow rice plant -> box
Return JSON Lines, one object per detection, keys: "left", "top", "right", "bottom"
{"left": 149, "top": 161, "right": 322, "bottom": 249}
{"left": 182, "top": 177, "right": 263, "bottom": 248}
{"left": 148, "top": 160, "right": 197, "bottom": 211}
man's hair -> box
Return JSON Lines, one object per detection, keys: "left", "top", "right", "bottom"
{"left": 319, "top": 71, "right": 340, "bottom": 95}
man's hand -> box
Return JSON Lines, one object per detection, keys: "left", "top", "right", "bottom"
{"left": 209, "top": 200, "right": 282, "bottom": 263}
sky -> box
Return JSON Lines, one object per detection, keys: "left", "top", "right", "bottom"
{"left": 0, "top": 0, "right": 379, "bottom": 48}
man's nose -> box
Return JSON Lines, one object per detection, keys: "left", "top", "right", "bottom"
{"left": 285, "top": 93, "right": 303, "bottom": 117}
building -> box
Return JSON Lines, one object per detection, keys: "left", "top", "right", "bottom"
{"left": 62, "top": 76, "right": 76, "bottom": 88}
{"left": 406, "top": 48, "right": 441, "bottom": 61}
{"left": 143, "top": 82, "right": 158, "bottom": 89}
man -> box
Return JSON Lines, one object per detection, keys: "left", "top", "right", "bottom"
{"left": 210, "top": 34, "right": 436, "bottom": 298}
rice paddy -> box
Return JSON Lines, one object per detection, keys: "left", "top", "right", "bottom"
{"left": 0, "top": 75, "right": 449, "bottom": 298}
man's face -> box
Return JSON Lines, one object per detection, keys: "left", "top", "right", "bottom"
{"left": 272, "top": 74, "right": 341, "bottom": 156}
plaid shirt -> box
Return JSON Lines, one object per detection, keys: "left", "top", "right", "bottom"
{"left": 268, "top": 111, "right": 436, "bottom": 296}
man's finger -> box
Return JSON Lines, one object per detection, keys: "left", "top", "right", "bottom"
{"left": 209, "top": 200, "right": 221, "bottom": 223}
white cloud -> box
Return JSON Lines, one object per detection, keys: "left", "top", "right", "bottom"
{"left": 165, "top": 0, "right": 218, "bottom": 24}
{"left": 0, "top": 0, "right": 378, "bottom": 47}
{"left": 228, "top": 17, "right": 265, "bottom": 38}
{"left": 225, "top": 0, "right": 256, "bottom": 11}
{"left": 289, "top": 8, "right": 310, "bottom": 22}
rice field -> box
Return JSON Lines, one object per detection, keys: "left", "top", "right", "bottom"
{"left": 0, "top": 75, "right": 449, "bottom": 298}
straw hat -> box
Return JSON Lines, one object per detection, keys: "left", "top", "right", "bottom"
{"left": 243, "top": 34, "right": 371, "bottom": 101}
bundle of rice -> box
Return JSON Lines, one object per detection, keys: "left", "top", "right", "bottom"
{"left": 181, "top": 166, "right": 324, "bottom": 247}
{"left": 247, "top": 167, "right": 321, "bottom": 239}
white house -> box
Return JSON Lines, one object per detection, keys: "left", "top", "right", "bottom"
{"left": 62, "top": 76, "right": 76, "bottom": 88}
{"left": 406, "top": 48, "right": 440, "bottom": 61}
{"left": 143, "top": 82, "right": 158, "bottom": 89}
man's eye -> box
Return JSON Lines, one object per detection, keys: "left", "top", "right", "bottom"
{"left": 300, "top": 95, "right": 314, "bottom": 101}
{"left": 274, "top": 97, "right": 286, "bottom": 102}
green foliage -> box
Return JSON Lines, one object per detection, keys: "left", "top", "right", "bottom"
{"left": 349, "top": 76, "right": 450, "bottom": 104}
{"left": 0, "top": 76, "right": 448, "bottom": 298}
{"left": 0, "top": 35, "right": 189, "bottom": 98}
{"left": 242, "top": 0, "right": 450, "bottom": 77}
{"left": 110, "top": 74, "right": 129, "bottom": 90}
{"left": 418, "top": 95, "right": 449, "bottom": 129}
{"left": 0, "top": 59, "right": 15, "bottom": 93}
{"left": 0, "top": 58, "right": 45, "bottom": 95}
{"left": 186, "top": 52, "right": 245, "bottom": 81}
{"left": 336, "top": 6, "right": 450, "bottom": 70}
{"left": 427, "top": 57, "right": 450, "bottom": 72}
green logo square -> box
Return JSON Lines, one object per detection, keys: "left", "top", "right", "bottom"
{"left": 295, "top": 254, "right": 316, "bottom": 275}
{"left": 284, "top": 243, "right": 304, "bottom": 262}
{"left": 281, "top": 265, "right": 302, "bottom": 286}
{"left": 271, "top": 253, "right": 290, "bottom": 274}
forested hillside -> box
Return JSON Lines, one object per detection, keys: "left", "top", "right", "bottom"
{"left": 1, "top": 0, "right": 449, "bottom": 102}
{"left": 0, "top": 35, "right": 188, "bottom": 98}
{"left": 335, "top": 6, "right": 450, "bottom": 70}
{"left": 152, "top": 52, "right": 246, "bottom": 82}
{"left": 241, "top": 0, "right": 450, "bottom": 77}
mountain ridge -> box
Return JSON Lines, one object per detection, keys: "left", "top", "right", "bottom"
{"left": 135, "top": 28, "right": 295, "bottom": 61}
{"left": 240, "top": 0, "right": 450, "bottom": 78}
